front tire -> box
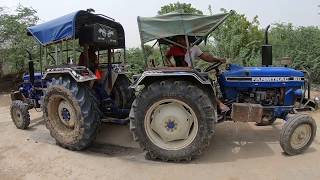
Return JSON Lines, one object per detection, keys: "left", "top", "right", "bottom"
{"left": 10, "top": 100, "right": 30, "bottom": 129}
{"left": 130, "top": 80, "right": 216, "bottom": 161}
{"left": 280, "top": 114, "right": 317, "bottom": 155}
{"left": 43, "top": 77, "right": 101, "bottom": 150}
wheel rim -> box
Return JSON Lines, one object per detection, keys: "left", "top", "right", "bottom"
{"left": 144, "top": 99, "right": 198, "bottom": 151}
{"left": 290, "top": 124, "right": 312, "bottom": 149}
{"left": 57, "top": 100, "right": 76, "bottom": 128}
{"left": 12, "top": 108, "right": 23, "bottom": 126}
{"left": 48, "top": 95, "right": 77, "bottom": 130}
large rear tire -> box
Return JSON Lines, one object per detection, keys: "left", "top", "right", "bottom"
{"left": 280, "top": 114, "right": 317, "bottom": 155}
{"left": 111, "top": 75, "right": 135, "bottom": 109}
{"left": 10, "top": 100, "right": 30, "bottom": 129}
{"left": 43, "top": 77, "right": 101, "bottom": 150}
{"left": 130, "top": 80, "right": 216, "bottom": 161}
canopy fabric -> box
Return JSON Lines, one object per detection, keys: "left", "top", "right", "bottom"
{"left": 27, "top": 10, "right": 126, "bottom": 48}
{"left": 137, "top": 12, "right": 230, "bottom": 44}
{"left": 27, "top": 11, "right": 79, "bottom": 45}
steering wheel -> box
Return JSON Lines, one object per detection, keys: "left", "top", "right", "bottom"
{"left": 204, "top": 62, "right": 222, "bottom": 72}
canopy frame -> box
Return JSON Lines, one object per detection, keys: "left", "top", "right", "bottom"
{"left": 138, "top": 11, "right": 233, "bottom": 69}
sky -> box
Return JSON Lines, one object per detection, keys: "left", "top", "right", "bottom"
{"left": 1, "top": 0, "right": 319, "bottom": 47}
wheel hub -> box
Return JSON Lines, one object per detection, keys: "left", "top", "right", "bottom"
{"left": 165, "top": 119, "right": 177, "bottom": 131}
{"left": 290, "top": 124, "right": 312, "bottom": 149}
{"left": 13, "top": 109, "right": 23, "bottom": 124}
{"left": 58, "top": 100, "right": 76, "bottom": 129}
{"left": 150, "top": 102, "right": 193, "bottom": 142}
{"left": 61, "top": 108, "right": 71, "bottom": 121}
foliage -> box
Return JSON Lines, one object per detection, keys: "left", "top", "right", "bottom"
{"left": 0, "top": 5, "right": 39, "bottom": 76}
{"left": 126, "top": 48, "right": 145, "bottom": 77}
{"left": 1, "top": 4, "right": 320, "bottom": 84}
{"left": 269, "top": 24, "right": 320, "bottom": 82}
{"left": 211, "top": 9, "right": 264, "bottom": 66}
{"left": 158, "top": 2, "right": 203, "bottom": 15}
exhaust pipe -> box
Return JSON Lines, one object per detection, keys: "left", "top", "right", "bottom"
{"left": 26, "top": 50, "right": 35, "bottom": 85}
{"left": 262, "top": 25, "right": 272, "bottom": 66}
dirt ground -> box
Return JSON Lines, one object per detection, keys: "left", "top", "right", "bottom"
{"left": 1, "top": 92, "right": 320, "bottom": 180}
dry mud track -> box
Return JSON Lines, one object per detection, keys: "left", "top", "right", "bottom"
{"left": 0, "top": 93, "right": 320, "bottom": 180}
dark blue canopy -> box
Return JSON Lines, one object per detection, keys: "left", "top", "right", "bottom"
{"left": 27, "top": 10, "right": 125, "bottom": 48}
{"left": 27, "top": 11, "right": 80, "bottom": 46}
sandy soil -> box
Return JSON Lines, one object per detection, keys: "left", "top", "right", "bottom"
{"left": 1, "top": 93, "right": 320, "bottom": 180}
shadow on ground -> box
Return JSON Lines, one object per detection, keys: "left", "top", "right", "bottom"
{"left": 12, "top": 109, "right": 319, "bottom": 164}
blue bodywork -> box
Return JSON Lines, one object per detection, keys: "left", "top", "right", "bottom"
{"left": 21, "top": 72, "right": 129, "bottom": 119}
{"left": 219, "top": 64, "right": 305, "bottom": 118}
{"left": 20, "top": 73, "right": 46, "bottom": 107}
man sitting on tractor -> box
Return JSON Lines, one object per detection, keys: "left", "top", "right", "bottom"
{"left": 79, "top": 45, "right": 103, "bottom": 79}
{"left": 79, "top": 45, "right": 99, "bottom": 72}
{"left": 165, "top": 35, "right": 230, "bottom": 112}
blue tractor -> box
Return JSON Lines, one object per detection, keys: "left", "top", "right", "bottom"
{"left": 10, "top": 10, "right": 134, "bottom": 150}
{"left": 129, "top": 11, "right": 318, "bottom": 161}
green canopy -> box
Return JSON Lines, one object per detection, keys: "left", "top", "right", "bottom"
{"left": 137, "top": 12, "right": 230, "bottom": 44}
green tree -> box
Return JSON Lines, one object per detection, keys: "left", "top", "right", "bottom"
{"left": 158, "top": 2, "right": 203, "bottom": 15}
{"left": 269, "top": 24, "right": 320, "bottom": 82}
{"left": 211, "top": 9, "right": 264, "bottom": 66}
{"left": 0, "top": 5, "right": 39, "bottom": 76}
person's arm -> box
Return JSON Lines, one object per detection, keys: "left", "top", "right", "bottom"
{"left": 199, "top": 53, "right": 226, "bottom": 63}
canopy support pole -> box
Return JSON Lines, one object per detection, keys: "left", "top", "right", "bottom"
{"left": 185, "top": 35, "right": 193, "bottom": 68}
{"left": 72, "top": 38, "right": 76, "bottom": 64}
{"left": 44, "top": 46, "right": 47, "bottom": 68}
{"left": 158, "top": 41, "right": 165, "bottom": 66}
{"left": 137, "top": 16, "right": 148, "bottom": 70}
{"left": 59, "top": 42, "right": 63, "bottom": 65}
{"left": 66, "top": 41, "right": 69, "bottom": 63}
{"left": 39, "top": 44, "right": 44, "bottom": 88}
{"left": 55, "top": 45, "right": 58, "bottom": 66}
{"left": 39, "top": 44, "right": 43, "bottom": 75}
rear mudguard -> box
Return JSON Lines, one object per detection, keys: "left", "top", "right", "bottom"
{"left": 130, "top": 69, "right": 218, "bottom": 122}
{"left": 130, "top": 69, "right": 212, "bottom": 88}
{"left": 42, "top": 66, "right": 96, "bottom": 82}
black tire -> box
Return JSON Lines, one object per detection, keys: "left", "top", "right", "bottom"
{"left": 280, "top": 114, "right": 317, "bottom": 155}
{"left": 130, "top": 80, "right": 216, "bottom": 161}
{"left": 111, "top": 75, "right": 135, "bottom": 109}
{"left": 10, "top": 100, "right": 30, "bottom": 129}
{"left": 43, "top": 76, "right": 101, "bottom": 150}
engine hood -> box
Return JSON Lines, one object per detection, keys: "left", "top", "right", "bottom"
{"left": 223, "top": 64, "right": 304, "bottom": 78}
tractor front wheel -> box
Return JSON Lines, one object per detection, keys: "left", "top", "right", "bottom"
{"left": 280, "top": 114, "right": 317, "bottom": 155}
{"left": 43, "top": 77, "right": 101, "bottom": 150}
{"left": 10, "top": 100, "right": 30, "bottom": 129}
{"left": 130, "top": 80, "right": 216, "bottom": 161}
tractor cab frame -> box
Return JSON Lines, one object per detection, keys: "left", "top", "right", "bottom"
{"left": 10, "top": 10, "right": 133, "bottom": 137}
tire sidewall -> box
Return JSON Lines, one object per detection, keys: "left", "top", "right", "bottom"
{"left": 43, "top": 85, "right": 84, "bottom": 145}
{"left": 10, "top": 100, "right": 30, "bottom": 129}
{"left": 134, "top": 81, "right": 214, "bottom": 160}
{"left": 281, "top": 114, "right": 317, "bottom": 155}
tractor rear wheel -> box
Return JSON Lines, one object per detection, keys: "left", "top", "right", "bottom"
{"left": 280, "top": 114, "right": 317, "bottom": 155}
{"left": 10, "top": 100, "right": 30, "bottom": 129}
{"left": 43, "top": 77, "right": 101, "bottom": 150}
{"left": 130, "top": 80, "right": 216, "bottom": 161}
